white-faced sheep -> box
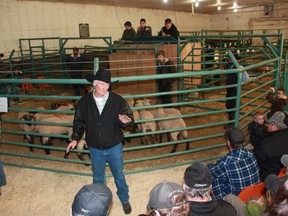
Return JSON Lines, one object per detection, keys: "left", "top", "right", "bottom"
{"left": 156, "top": 107, "right": 189, "bottom": 153}
{"left": 18, "top": 112, "right": 35, "bottom": 152}
{"left": 134, "top": 99, "right": 157, "bottom": 145}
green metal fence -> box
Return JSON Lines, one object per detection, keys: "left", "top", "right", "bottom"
{"left": 0, "top": 33, "right": 287, "bottom": 178}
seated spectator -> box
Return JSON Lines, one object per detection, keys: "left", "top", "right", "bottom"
{"left": 248, "top": 111, "right": 267, "bottom": 148}
{"left": 207, "top": 128, "right": 260, "bottom": 199}
{"left": 266, "top": 87, "right": 288, "bottom": 119}
{"left": 71, "top": 182, "right": 112, "bottom": 216}
{"left": 121, "top": 21, "right": 136, "bottom": 40}
{"left": 262, "top": 177, "right": 288, "bottom": 216}
{"left": 223, "top": 174, "right": 288, "bottom": 216}
{"left": 254, "top": 111, "right": 288, "bottom": 181}
{"left": 136, "top": 18, "right": 152, "bottom": 37}
{"left": 158, "top": 18, "right": 179, "bottom": 40}
{"left": 281, "top": 154, "right": 288, "bottom": 176}
{"left": 182, "top": 162, "right": 237, "bottom": 215}
{"left": 145, "top": 181, "right": 190, "bottom": 216}
{"left": 0, "top": 160, "right": 6, "bottom": 196}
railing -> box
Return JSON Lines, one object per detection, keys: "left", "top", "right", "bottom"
{"left": 0, "top": 33, "right": 286, "bottom": 178}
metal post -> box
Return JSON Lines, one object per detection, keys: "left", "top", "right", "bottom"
{"left": 94, "top": 58, "right": 99, "bottom": 75}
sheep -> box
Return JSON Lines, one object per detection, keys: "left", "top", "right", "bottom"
{"left": 134, "top": 99, "right": 157, "bottom": 145}
{"left": 75, "top": 138, "right": 89, "bottom": 162}
{"left": 141, "top": 98, "right": 183, "bottom": 142}
{"left": 31, "top": 106, "right": 58, "bottom": 122}
{"left": 66, "top": 130, "right": 90, "bottom": 163}
{"left": 123, "top": 96, "right": 141, "bottom": 129}
{"left": 18, "top": 112, "right": 35, "bottom": 152}
{"left": 34, "top": 115, "right": 74, "bottom": 155}
{"left": 33, "top": 104, "right": 73, "bottom": 121}
{"left": 141, "top": 99, "right": 182, "bottom": 117}
{"left": 156, "top": 107, "right": 190, "bottom": 153}
{"left": 51, "top": 102, "right": 74, "bottom": 110}
{"left": 123, "top": 96, "right": 142, "bottom": 144}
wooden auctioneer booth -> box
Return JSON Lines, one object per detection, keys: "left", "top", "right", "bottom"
{"left": 109, "top": 37, "right": 201, "bottom": 102}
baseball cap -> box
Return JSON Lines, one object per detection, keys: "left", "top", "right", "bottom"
{"left": 281, "top": 154, "right": 288, "bottom": 168}
{"left": 183, "top": 162, "right": 212, "bottom": 189}
{"left": 264, "top": 174, "right": 288, "bottom": 198}
{"left": 147, "top": 182, "right": 187, "bottom": 210}
{"left": 72, "top": 183, "right": 112, "bottom": 216}
{"left": 225, "top": 128, "right": 245, "bottom": 147}
{"left": 86, "top": 69, "right": 111, "bottom": 84}
{"left": 266, "top": 111, "right": 288, "bottom": 129}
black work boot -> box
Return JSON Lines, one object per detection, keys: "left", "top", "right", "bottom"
{"left": 122, "top": 202, "right": 132, "bottom": 214}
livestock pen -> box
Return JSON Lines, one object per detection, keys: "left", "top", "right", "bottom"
{"left": 0, "top": 33, "right": 287, "bottom": 180}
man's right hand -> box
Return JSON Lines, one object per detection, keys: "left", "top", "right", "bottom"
{"left": 66, "top": 140, "right": 78, "bottom": 153}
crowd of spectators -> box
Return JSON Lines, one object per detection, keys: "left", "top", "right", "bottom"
{"left": 68, "top": 121, "right": 288, "bottom": 215}
{"left": 119, "top": 18, "right": 179, "bottom": 41}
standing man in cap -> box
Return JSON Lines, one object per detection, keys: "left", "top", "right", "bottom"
{"left": 254, "top": 111, "right": 288, "bottom": 181}
{"left": 71, "top": 182, "right": 112, "bottom": 216}
{"left": 182, "top": 162, "right": 237, "bottom": 215}
{"left": 207, "top": 128, "right": 260, "bottom": 199}
{"left": 66, "top": 69, "right": 134, "bottom": 214}
{"left": 158, "top": 18, "right": 179, "bottom": 40}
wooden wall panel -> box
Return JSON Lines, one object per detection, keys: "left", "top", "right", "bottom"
{"left": 109, "top": 54, "right": 156, "bottom": 96}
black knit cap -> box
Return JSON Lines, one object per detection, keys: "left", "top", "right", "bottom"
{"left": 86, "top": 69, "right": 111, "bottom": 84}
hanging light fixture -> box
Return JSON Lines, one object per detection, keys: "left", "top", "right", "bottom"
{"left": 217, "top": 0, "right": 221, "bottom": 11}
{"left": 233, "top": 2, "right": 238, "bottom": 12}
{"left": 163, "top": 0, "right": 168, "bottom": 3}
{"left": 195, "top": 0, "right": 199, "bottom": 7}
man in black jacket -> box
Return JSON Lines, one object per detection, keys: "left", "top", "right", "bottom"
{"left": 254, "top": 111, "right": 288, "bottom": 181}
{"left": 121, "top": 21, "right": 136, "bottom": 40}
{"left": 136, "top": 18, "right": 152, "bottom": 37}
{"left": 66, "top": 69, "right": 134, "bottom": 214}
{"left": 224, "top": 52, "right": 240, "bottom": 129}
{"left": 156, "top": 50, "right": 177, "bottom": 104}
{"left": 182, "top": 162, "right": 237, "bottom": 216}
{"left": 66, "top": 47, "right": 86, "bottom": 96}
{"left": 158, "top": 18, "right": 179, "bottom": 40}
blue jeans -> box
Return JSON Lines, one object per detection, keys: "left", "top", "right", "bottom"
{"left": 0, "top": 161, "right": 7, "bottom": 187}
{"left": 90, "top": 143, "right": 129, "bottom": 204}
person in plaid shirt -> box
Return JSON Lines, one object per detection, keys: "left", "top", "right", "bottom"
{"left": 207, "top": 128, "right": 260, "bottom": 199}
